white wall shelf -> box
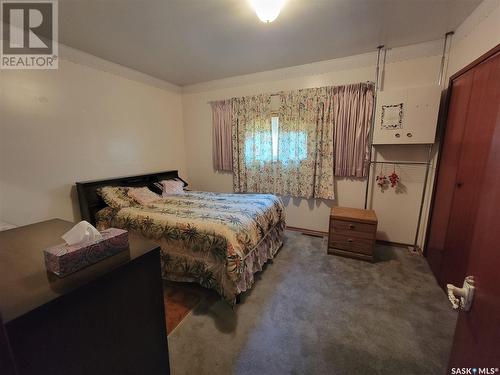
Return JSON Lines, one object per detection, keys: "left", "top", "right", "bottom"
{"left": 373, "top": 85, "right": 441, "bottom": 145}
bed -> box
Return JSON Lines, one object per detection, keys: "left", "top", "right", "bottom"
{"left": 76, "top": 171, "right": 285, "bottom": 305}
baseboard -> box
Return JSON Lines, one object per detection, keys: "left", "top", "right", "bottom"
{"left": 286, "top": 226, "right": 415, "bottom": 249}
{"left": 376, "top": 239, "right": 413, "bottom": 249}
{"left": 286, "top": 226, "right": 413, "bottom": 247}
{"left": 286, "top": 226, "right": 327, "bottom": 238}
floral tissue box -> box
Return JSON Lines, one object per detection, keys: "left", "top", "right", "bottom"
{"left": 44, "top": 228, "right": 129, "bottom": 277}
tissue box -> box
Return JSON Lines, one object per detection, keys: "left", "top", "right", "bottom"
{"left": 44, "top": 228, "right": 129, "bottom": 277}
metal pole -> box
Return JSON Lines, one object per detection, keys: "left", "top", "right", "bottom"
{"left": 412, "top": 144, "right": 433, "bottom": 252}
{"left": 438, "top": 32, "right": 454, "bottom": 86}
{"left": 364, "top": 45, "right": 384, "bottom": 209}
{"left": 369, "top": 161, "right": 429, "bottom": 166}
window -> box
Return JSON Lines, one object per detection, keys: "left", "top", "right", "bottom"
{"left": 271, "top": 116, "right": 279, "bottom": 162}
{"left": 244, "top": 116, "right": 307, "bottom": 165}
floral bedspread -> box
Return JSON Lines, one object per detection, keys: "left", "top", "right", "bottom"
{"left": 96, "top": 191, "right": 285, "bottom": 304}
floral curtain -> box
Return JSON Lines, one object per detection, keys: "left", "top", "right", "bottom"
{"left": 231, "top": 82, "right": 372, "bottom": 199}
{"left": 275, "top": 87, "right": 335, "bottom": 199}
{"left": 232, "top": 89, "right": 335, "bottom": 200}
{"left": 232, "top": 94, "right": 277, "bottom": 194}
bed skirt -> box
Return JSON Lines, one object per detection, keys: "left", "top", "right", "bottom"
{"left": 159, "top": 221, "right": 285, "bottom": 305}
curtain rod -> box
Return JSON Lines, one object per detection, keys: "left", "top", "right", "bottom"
{"left": 207, "top": 81, "right": 375, "bottom": 104}
{"left": 268, "top": 81, "right": 375, "bottom": 96}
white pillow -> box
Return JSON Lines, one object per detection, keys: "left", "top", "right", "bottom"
{"left": 161, "top": 179, "right": 185, "bottom": 196}
{"left": 127, "top": 187, "right": 161, "bottom": 205}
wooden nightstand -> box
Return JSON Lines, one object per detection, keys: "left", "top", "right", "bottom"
{"left": 328, "top": 207, "right": 378, "bottom": 261}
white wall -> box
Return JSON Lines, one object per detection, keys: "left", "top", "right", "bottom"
{"left": 182, "top": 41, "right": 445, "bottom": 246}
{"left": 0, "top": 45, "right": 187, "bottom": 226}
{"left": 447, "top": 0, "right": 500, "bottom": 77}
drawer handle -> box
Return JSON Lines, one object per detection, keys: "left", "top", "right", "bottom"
{"left": 348, "top": 224, "right": 355, "bottom": 229}
{"left": 347, "top": 239, "right": 353, "bottom": 243}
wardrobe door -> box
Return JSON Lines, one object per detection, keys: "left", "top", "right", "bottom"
{"left": 426, "top": 70, "right": 473, "bottom": 283}
{"left": 440, "top": 51, "right": 500, "bottom": 288}
{"left": 427, "top": 50, "right": 500, "bottom": 288}
{"left": 448, "top": 50, "right": 500, "bottom": 368}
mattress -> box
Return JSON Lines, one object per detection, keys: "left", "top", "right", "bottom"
{"left": 96, "top": 191, "right": 285, "bottom": 304}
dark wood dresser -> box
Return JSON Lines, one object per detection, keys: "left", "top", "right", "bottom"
{"left": 0, "top": 219, "right": 170, "bottom": 375}
{"left": 328, "top": 207, "right": 378, "bottom": 261}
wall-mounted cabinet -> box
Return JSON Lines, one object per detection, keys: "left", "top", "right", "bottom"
{"left": 372, "top": 85, "right": 441, "bottom": 145}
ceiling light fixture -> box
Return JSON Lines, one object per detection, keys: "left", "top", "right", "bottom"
{"left": 249, "top": 0, "right": 285, "bottom": 23}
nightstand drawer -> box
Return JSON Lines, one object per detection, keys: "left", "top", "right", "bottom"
{"left": 328, "top": 234, "right": 374, "bottom": 255}
{"left": 330, "top": 219, "right": 376, "bottom": 239}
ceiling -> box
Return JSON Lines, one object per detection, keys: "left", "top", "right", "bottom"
{"left": 59, "top": 0, "right": 481, "bottom": 86}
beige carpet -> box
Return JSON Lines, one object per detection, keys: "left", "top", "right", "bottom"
{"left": 167, "top": 230, "right": 457, "bottom": 375}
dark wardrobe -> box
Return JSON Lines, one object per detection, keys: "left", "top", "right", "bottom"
{"left": 426, "top": 44, "right": 500, "bottom": 367}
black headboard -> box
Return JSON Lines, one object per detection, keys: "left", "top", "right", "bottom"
{"left": 76, "top": 170, "right": 187, "bottom": 225}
